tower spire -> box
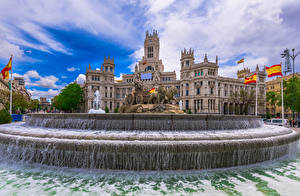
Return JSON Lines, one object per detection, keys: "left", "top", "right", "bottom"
{"left": 204, "top": 53, "right": 208, "bottom": 62}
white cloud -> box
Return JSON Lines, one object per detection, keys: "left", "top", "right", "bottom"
{"left": 29, "top": 89, "right": 60, "bottom": 100}
{"left": 219, "top": 56, "right": 269, "bottom": 78}
{"left": 67, "top": 67, "right": 80, "bottom": 72}
{"left": 75, "top": 74, "right": 86, "bottom": 85}
{"left": 0, "top": 39, "right": 23, "bottom": 59}
{"left": 114, "top": 73, "right": 124, "bottom": 81}
{"left": 131, "top": 0, "right": 300, "bottom": 78}
{"left": 61, "top": 75, "right": 67, "bottom": 79}
{"left": 0, "top": 0, "right": 141, "bottom": 57}
{"left": 13, "top": 70, "right": 60, "bottom": 89}
{"left": 146, "top": 0, "right": 175, "bottom": 14}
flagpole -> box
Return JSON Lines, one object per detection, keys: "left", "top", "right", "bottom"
{"left": 281, "top": 62, "right": 284, "bottom": 126}
{"left": 255, "top": 73, "right": 258, "bottom": 116}
{"left": 9, "top": 55, "right": 13, "bottom": 115}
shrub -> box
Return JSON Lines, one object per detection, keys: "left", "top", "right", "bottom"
{"left": 0, "top": 109, "right": 12, "bottom": 124}
{"left": 187, "top": 108, "right": 192, "bottom": 114}
{"left": 105, "top": 106, "right": 109, "bottom": 113}
{"left": 114, "top": 107, "right": 119, "bottom": 113}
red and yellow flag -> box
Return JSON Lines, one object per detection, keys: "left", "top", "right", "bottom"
{"left": 237, "top": 58, "right": 244, "bottom": 64}
{"left": 149, "top": 88, "right": 156, "bottom": 94}
{"left": 1, "top": 57, "right": 12, "bottom": 79}
{"left": 266, "top": 64, "right": 282, "bottom": 77}
{"left": 244, "top": 73, "right": 256, "bottom": 84}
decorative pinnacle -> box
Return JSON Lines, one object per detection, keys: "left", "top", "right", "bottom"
{"left": 204, "top": 53, "right": 208, "bottom": 62}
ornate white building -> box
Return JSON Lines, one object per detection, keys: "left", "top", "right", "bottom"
{"left": 84, "top": 30, "right": 266, "bottom": 115}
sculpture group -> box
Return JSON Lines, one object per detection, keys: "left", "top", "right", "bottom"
{"left": 119, "top": 81, "right": 183, "bottom": 113}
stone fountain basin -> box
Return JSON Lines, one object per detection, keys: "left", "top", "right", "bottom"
{"left": 25, "top": 113, "right": 262, "bottom": 131}
{"left": 0, "top": 120, "right": 299, "bottom": 170}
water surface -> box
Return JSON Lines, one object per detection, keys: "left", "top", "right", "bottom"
{"left": 0, "top": 154, "right": 300, "bottom": 195}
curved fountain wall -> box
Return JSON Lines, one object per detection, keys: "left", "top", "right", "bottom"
{"left": 25, "top": 113, "right": 262, "bottom": 130}
{"left": 0, "top": 113, "right": 299, "bottom": 170}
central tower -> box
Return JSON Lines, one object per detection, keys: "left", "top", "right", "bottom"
{"left": 138, "top": 30, "right": 164, "bottom": 73}
{"left": 144, "top": 30, "right": 160, "bottom": 61}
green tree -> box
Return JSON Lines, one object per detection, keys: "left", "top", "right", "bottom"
{"left": 0, "top": 89, "right": 10, "bottom": 110}
{"left": 278, "top": 77, "right": 300, "bottom": 114}
{"left": 53, "top": 83, "right": 83, "bottom": 113}
{"left": 29, "top": 99, "right": 39, "bottom": 112}
{"left": 229, "top": 88, "right": 255, "bottom": 115}
{"left": 266, "top": 91, "right": 279, "bottom": 116}
{"left": 105, "top": 106, "right": 109, "bottom": 113}
{"left": 0, "top": 90, "right": 29, "bottom": 113}
{"left": 12, "top": 92, "right": 29, "bottom": 114}
{"left": 0, "top": 109, "right": 12, "bottom": 124}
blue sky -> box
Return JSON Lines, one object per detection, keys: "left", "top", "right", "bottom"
{"left": 0, "top": 0, "right": 299, "bottom": 100}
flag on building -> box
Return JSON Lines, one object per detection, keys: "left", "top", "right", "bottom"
{"left": 237, "top": 58, "right": 244, "bottom": 64}
{"left": 244, "top": 73, "right": 256, "bottom": 84}
{"left": 266, "top": 64, "right": 283, "bottom": 77}
{"left": 1, "top": 57, "right": 12, "bottom": 79}
{"left": 149, "top": 88, "right": 156, "bottom": 94}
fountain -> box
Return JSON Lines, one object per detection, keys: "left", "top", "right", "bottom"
{"left": 88, "top": 90, "right": 105, "bottom": 114}
{"left": 0, "top": 82, "right": 299, "bottom": 171}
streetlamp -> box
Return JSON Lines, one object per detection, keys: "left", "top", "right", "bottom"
{"left": 281, "top": 48, "right": 300, "bottom": 126}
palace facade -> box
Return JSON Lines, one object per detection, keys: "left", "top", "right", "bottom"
{"left": 83, "top": 30, "right": 266, "bottom": 115}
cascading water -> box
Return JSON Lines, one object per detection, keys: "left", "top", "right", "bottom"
{"left": 0, "top": 114, "right": 299, "bottom": 171}
{"left": 88, "top": 90, "right": 105, "bottom": 114}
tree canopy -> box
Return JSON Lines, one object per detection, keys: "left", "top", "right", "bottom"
{"left": 266, "top": 91, "right": 279, "bottom": 116}
{"left": 229, "top": 88, "right": 255, "bottom": 114}
{"left": 278, "top": 77, "right": 300, "bottom": 113}
{"left": 0, "top": 89, "right": 29, "bottom": 113}
{"left": 52, "top": 83, "right": 83, "bottom": 113}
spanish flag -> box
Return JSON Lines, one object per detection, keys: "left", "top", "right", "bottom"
{"left": 1, "top": 57, "right": 12, "bottom": 79}
{"left": 237, "top": 58, "right": 244, "bottom": 64}
{"left": 149, "top": 88, "right": 156, "bottom": 94}
{"left": 266, "top": 64, "right": 283, "bottom": 77}
{"left": 244, "top": 73, "right": 256, "bottom": 84}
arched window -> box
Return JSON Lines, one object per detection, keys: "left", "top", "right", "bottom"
{"left": 145, "top": 66, "right": 154, "bottom": 71}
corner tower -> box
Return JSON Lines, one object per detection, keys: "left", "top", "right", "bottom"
{"left": 180, "top": 48, "right": 194, "bottom": 69}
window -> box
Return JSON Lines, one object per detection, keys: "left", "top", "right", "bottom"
{"left": 225, "top": 90, "right": 227, "bottom": 96}
{"left": 145, "top": 66, "right": 153, "bottom": 71}
{"left": 110, "top": 101, "right": 112, "bottom": 110}
{"left": 105, "top": 87, "right": 107, "bottom": 97}
{"left": 110, "top": 67, "right": 113, "bottom": 72}
{"left": 195, "top": 72, "right": 197, "bottom": 77}
{"left": 147, "top": 46, "right": 153, "bottom": 58}
{"left": 198, "top": 72, "right": 200, "bottom": 76}
{"left": 211, "top": 88, "right": 214, "bottom": 95}
{"left": 176, "top": 86, "right": 180, "bottom": 98}
{"left": 185, "top": 100, "right": 189, "bottom": 109}
{"left": 105, "top": 67, "right": 108, "bottom": 72}
{"left": 92, "top": 76, "right": 100, "bottom": 81}
{"left": 186, "top": 60, "right": 189, "bottom": 66}
{"left": 186, "top": 90, "right": 189, "bottom": 96}
{"left": 110, "top": 87, "right": 112, "bottom": 98}
{"left": 197, "top": 88, "right": 200, "bottom": 95}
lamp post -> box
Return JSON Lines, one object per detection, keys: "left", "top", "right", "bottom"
{"left": 281, "top": 48, "right": 299, "bottom": 127}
